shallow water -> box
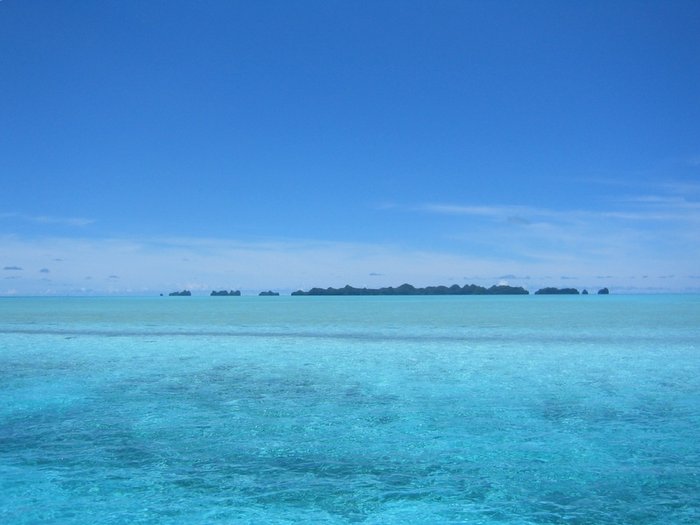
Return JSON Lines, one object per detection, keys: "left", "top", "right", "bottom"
{"left": 1, "top": 295, "right": 699, "bottom": 523}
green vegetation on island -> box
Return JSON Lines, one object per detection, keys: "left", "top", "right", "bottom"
{"left": 291, "top": 283, "right": 529, "bottom": 296}
{"left": 534, "top": 287, "right": 613, "bottom": 295}
{"left": 534, "top": 287, "right": 580, "bottom": 295}
{"left": 165, "top": 285, "right": 610, "bottom": 297}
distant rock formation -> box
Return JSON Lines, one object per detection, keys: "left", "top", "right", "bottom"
{"left": 259, "top": 290, "right": 280, "bottom": 296}
{"left": 534, "top": 287, "right": 579, "bottom": 295}
{"left": 582, "top": 289, "right": 589, "bottom": 295}
{"left": 211, "top": 290, "right": 241, "bottom": 296}
{"left": 485, "top": 285, "right": 529, "bottom": 295}
{"left": 291, "top": 283, "right": 529, "bottom": 296}
{"left": 169, "top": 290, "right": 192, "bottom": 296}
{"left": 597, "top": 287, "right": 610, "bottom": 295}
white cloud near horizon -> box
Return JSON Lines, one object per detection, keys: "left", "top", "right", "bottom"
{"left": 0, "top": 212, "right": 95, "bottom": 227}
{"left": 411, "top": 193, "right": 700, "bottom": 291}
{"left": 1, "top": 229, "right": 698, "bottom": 295}
{"left": 0, "top": 235, "right": 508, "bottom": 295}
{"left": 2, "top": 181, "right": 698, "bottom": 295}
{"left": 420, "top": 197, "right": 700, "bottom": 224}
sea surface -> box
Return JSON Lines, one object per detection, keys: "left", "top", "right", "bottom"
{"left": 1, "top": 295, "right": 699, "bottom": 524}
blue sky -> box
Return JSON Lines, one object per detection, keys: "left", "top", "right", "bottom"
{"left": 2, "top": 0, "right": 699, "bottom": 294}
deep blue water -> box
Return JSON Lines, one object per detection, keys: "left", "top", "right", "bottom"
{"left": 1, "top": 295, "right": 699, "bottom": 524}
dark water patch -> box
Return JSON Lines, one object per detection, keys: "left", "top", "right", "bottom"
{"left": 2, "top": 327, "right": 698, "bottom": 346}
{"left": 0, "top": 356, "right": 93, "bottom": 379}
{"left": 4, "top": 396, "right": 700, "bottom": 523}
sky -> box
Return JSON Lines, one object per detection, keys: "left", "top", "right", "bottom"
{"left": 1, "top": 0, "right": 700, "bottom": 295}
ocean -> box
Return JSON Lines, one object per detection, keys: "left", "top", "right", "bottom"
{"left": 1, "top": 295, "right": 699, "bottom": 524}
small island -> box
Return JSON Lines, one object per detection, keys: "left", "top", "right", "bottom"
{"left": 534, "top": 287, "right": 580, "bottom": 295}
{"left": 291, "top": 283, "right": 529, "bottom": 296}
{"left": 598, "top": 287, "right": 610, "bottom": 295}
{"left": 259, "top": 290, "right": 280, "bottom": 296}
{"left": 169, "top": 290, "right": 192, "bottom": 296}
{"left": 211, "top": 290, "right": 241, "bottom": 296}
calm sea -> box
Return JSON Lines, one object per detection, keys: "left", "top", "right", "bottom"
{"left": 1, "top": 295, "right": 699, "bottom": 524}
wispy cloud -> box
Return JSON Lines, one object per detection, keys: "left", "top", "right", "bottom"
{"left": 0, "top": 230, "right": 697, "bottom": 295}
{"left": 419, "top": 203, "right": 543, "bottom": 219}
{"left": 617, "top": 194, "right": 700, "bottom": 210}
{"left": 0, "top": 212, "right": 95, "bottom": 227}
{"left": 2, "top": 182, "right": 699, "bottom": 295}
{"left": 0, "top": 235, "right": 515, "bottom": 295}
{"left": 421, "top": 198, "right": 700, "bottom": 224}
{"left": 403, "top": 191, "right": 700, "bottom": 291}
{"left": 663, "top": 182, "right": 700, "bottom": 196}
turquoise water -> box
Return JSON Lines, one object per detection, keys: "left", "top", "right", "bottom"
{"left": 1, "top": 295, "right": 699, "bottom": 524}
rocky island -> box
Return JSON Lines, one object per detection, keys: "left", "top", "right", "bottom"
{"left": 211, "top": 290, "right": 241, "bottom": 296}
{"left": 534, "top": 287, "right": 580, "bottom": 295}
{"left": 259, "top": 291, "right": 280, "bottom": 296}
{"left": 534, "top": 287, "right": 612, "bottom": 295}
{"left": 169, "top": 290, "right": 191, "bottom": 296}
{"left": 291, "top": 283, "right": 529, "bottom": 296}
